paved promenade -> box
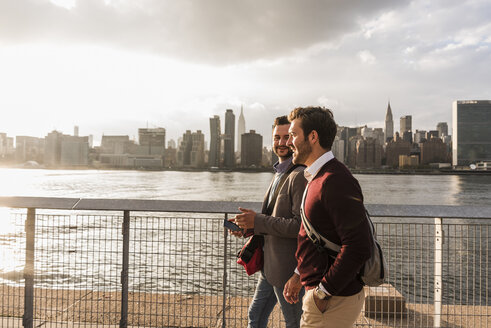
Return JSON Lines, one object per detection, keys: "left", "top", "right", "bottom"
{"left": 1, "top": 285, "right": 489, "bottom": 327}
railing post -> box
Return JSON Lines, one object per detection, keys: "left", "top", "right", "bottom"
{"left": 23, "top": 208, "right": 35, "bottom": 328}
{"left": 222, "top": 213, "right": 229, "bottom": 328}
{"left": 120, "top": 210, "right": 130, "bottom": 328}
{"left": 434, "top": 217, "right": 443, "bottom": 328}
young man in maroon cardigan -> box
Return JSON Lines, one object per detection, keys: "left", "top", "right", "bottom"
{"left": 282, "top": 107, "right": 372, "bottom": 328}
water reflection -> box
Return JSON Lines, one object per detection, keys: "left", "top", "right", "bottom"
{"left": 451, "top": 175, "right": 491, "bottom": 205}
{"left": 355, "top": 174, "right": 491, "bottom": 206}
{"left": 0, "top": 210, "right": 24, "bottom": 280}
{"left": 0, "top": 168, "right": 490, "bottom": 204}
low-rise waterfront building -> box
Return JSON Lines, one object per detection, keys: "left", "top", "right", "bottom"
{"left": 399, "top": 154, "right": 419, "bottom": 167}
{"left": 385, "top": 134, "right": 411, "bottom": 167}
{"left": 16, "top": 136, "right": 45, "bottom": 164}
{"left": 45, "top": 131, "right": 89, "bottom": 167}
{"left": 100, "top": 135, "right": 135, "bottom": 155}
{"left": 60, "top": 136, "right": 89, "bottom": 167}
{"left": 98, "top": 135, "right": 136, "bottom": 168}
{"left": 354, "top": 137, "right": 382, "bottom": 168}
{"left": 420, "top": 138, "right": 448, "bottom": 165}
{"left": 138, "top": 128, "right": 166, "bottom": 156}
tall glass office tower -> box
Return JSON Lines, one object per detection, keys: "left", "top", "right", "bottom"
{"left": 452, "top": 100, "right": 491, "bottom": 166}
{"left": 209, "top": 115, "right": 221, "bottom": 167}
{"left": 224, "top": 109, "right": 235, "bottom": 168}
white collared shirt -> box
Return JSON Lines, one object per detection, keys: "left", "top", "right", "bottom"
{"left": 304, "top": 151, "right": 335, "bottom": 182}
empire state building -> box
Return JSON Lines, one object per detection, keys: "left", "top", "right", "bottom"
{"left": 237, "top": 105, "right": 246, "bottom": 153}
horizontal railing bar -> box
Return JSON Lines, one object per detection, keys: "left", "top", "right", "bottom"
{"left": 75, "top": 198, "right": 260, "bottom": 214}
{"left": 366, "top": 204, "right": 491, "bottom": 219}
{"left": 0, "top": 196, "right": 490, "bottom": 219}
{"left": 0, "top": 196, "right": 80, "bottom": 210}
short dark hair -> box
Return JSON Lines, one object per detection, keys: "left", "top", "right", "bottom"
{"left": 288, "top": 107, "right": 337, "bottom": 149}
{"left": 273, "top": 115, "right": 290, "bottom": 127}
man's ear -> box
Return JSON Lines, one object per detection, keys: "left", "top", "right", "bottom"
{"left": 309, "top": 130, "right": 319, "bottom": 145}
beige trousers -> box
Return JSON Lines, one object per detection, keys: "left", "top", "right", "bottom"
{"left": 300, "top": 288, "right": 365, "bottom": 328}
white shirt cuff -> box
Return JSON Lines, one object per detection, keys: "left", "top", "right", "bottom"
{"left": 318, "top": 283, "right": 332, "bottom": 296}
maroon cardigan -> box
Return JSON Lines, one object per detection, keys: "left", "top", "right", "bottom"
{"left": 296, "top": 158, "right": 372, "bottom": 296}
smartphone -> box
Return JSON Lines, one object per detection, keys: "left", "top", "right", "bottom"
{"left": 223, "top": 218, "right": 242, "bottom": 231}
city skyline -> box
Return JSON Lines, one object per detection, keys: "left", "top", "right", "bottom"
{"left": 0, "top": 1, "right": 490, "bottom": 146}
{"left": 0, "top": 103, "right": 453, "bottom": 149}
{"left": 4, "top": 102, "right": 489, "bottom": 169}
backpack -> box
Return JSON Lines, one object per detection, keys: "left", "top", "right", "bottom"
{"left": 300, "top": 205, "right": 387, "bottom": 287}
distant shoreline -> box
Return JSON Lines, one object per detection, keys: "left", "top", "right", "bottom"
{"left": 1, "top": 164, "right": 490, "bottom": 175}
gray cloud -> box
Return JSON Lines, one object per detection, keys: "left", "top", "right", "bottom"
{"left": 0, "top": 0, "right": 408, "bottom": 64}
{"left": 1, "top": 0, "right": 490, "bottom": 144}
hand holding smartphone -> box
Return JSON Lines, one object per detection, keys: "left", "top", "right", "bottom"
{"left": 223, "top": 218, "right": 242, "bottom": 232}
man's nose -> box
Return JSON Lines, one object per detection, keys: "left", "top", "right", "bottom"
{"left": 286, "top": 135, "right": 293, "bottom": 147}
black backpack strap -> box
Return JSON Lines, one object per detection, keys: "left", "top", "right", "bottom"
{"left": 300, "top": 188, "right": 345, "bottom": 259}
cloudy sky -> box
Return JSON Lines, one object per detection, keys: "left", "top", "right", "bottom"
{"left": 0, "top": 0, "right": 490, "bottom": 147}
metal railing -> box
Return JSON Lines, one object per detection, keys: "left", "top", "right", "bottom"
{"left": 0, "top": 197, "right": 489, "bottom": 328}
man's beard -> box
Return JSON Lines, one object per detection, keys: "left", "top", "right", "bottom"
{"left": 292, "top": 140, "right": 311, "bottom": 165}
{"left": 274, "top": 146, "right": 293, "bottom": 159}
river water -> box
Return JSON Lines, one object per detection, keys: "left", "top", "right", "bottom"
{"left": 0, "top": 168, "right": 489, "bottom": 304}
{"left": 0, "top": 168, "right": 490, "bottom": 205}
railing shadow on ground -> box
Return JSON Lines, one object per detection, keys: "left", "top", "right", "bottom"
{"left": 0, "top": 196, "right": 489, "bottom": 328}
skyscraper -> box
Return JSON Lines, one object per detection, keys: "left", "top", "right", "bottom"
{"left": 241, "top": 130, "right": 262, "bottom": 167}
{"left": 452, "top": 100, "right": 491, "bottom": 166}
{"left": 237, "top": 105, "right": 246, "bottom": 153}
{"left": 414, "top": 130, "right": 427, "bottom": 144}
{"left": 224, "top": 109, "right": 235, "bottom": 167}
{"left": 384, "top": 102, "right": 394, "bottom": 142}
{"left": 167, "top": 139, "right": 177, "bottom": 149}
{"left": 400, "top": 115, "right": 412, "bottom": 135}
{"left": 436, "top": 122, "right": 448, "bottom": 137}
{"left": 209, "top": 115, "right": 221, "bottom": 167}
{"left": 177, "top": 130, "right": 205, "bottom": 168}
{"left": 400, "top": 115, "right": 412, "bottom": 143}
{"left": 44, "top": 131, "right": 63, "bottom": 166}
